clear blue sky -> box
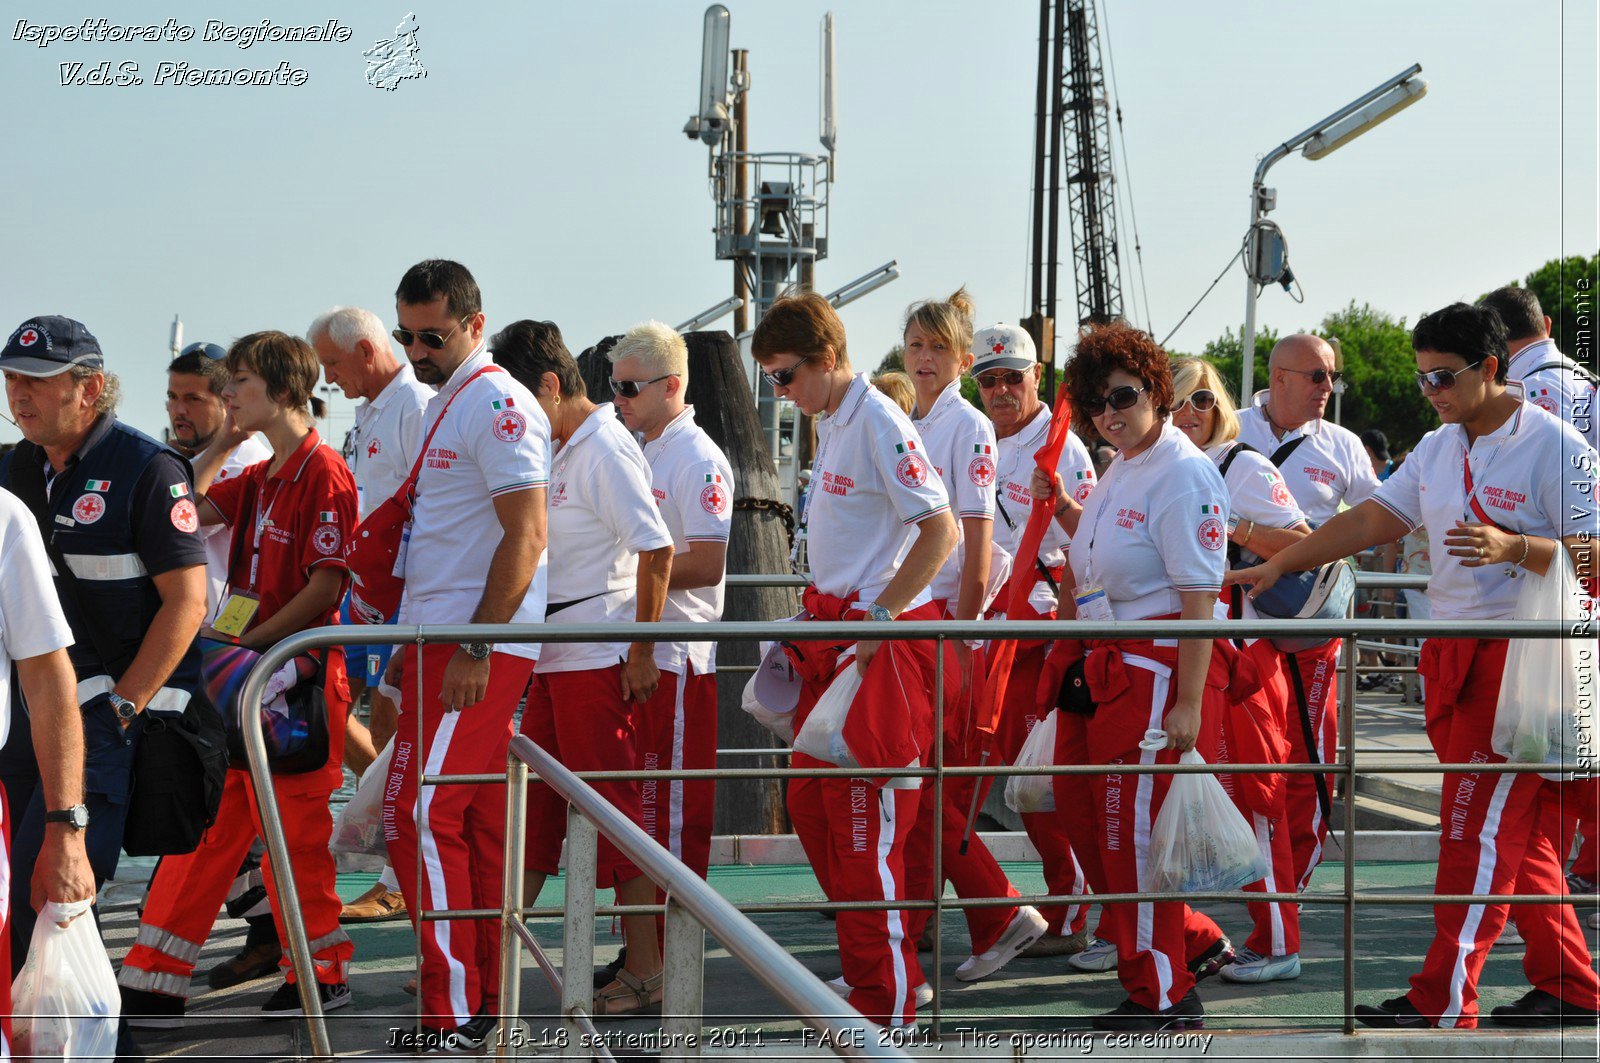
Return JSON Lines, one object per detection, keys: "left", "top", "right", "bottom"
{"left": 3, "top": 0, "right": 1594, "bottom": 445}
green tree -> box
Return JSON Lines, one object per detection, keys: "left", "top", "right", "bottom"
{"left": 1483, "top": 252, "right": 1598, "bottom": 355}
{"left": 1317, "top": 302, "right": 1433, "bottom": 451}
{"left": 1200, "top": 326, "right": 1278, "bottom": 401}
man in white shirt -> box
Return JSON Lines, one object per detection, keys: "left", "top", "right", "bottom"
{"left": 378, "top": 260, "right": 550, "bottom": 1053}
{"left": 0, "top": 490, "right": 95, "bottom": 1051}
{"left": 1235, "top": 333, "right": 1382, "bottom": 899}
{"left": 607, "top": 323, "right": 732, "bottom": 913}
{"left": 309, "top": 305, "right": 433, "bottom": 925}
{"left": 1482, "top": 286, "right": 1596, "bottom": 449}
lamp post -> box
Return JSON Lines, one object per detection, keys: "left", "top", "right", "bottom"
{"left": 1240, "top": 64, "right": 1428, "bottom": 399}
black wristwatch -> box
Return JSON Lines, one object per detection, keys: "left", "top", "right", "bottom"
{"left": 106, "top": 692, "right": 138, "bottom": 723}
{"left": 462, "top": 642, "right": 492, "bottom": 662}
{"left": 45, "top": 804, "right": 90, "bottom": 830}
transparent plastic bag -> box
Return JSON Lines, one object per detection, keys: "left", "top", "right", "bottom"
{"left": 1144, "top": 750, "right": 1269, "bottom": 893}
{"left": 792, "top": 661, "right": 865, "bottom": 767}
{"left": 1004, "top": 710, "right": 1059, "bottom": 814}
{"left": 740, "top": 671, "right": 797, "bottom": 744}
{"left": 331, "top": 738, "right": 394, "bottom": 857}
{"left": 10, "top": 898, "right": 120, "bottom": 1061}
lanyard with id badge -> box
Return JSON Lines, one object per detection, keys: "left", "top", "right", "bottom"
{"left": 1073, "top": 475, "right": 1118, "bottom": 624}
{"left": 213, "top": 478, "right": 285, "bottom": 638}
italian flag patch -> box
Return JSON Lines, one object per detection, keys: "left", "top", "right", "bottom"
{"left": 169, "top": 483, "right": 189, "bottom": 498}
{"left": 85, "top": 479, "right": 111, "bottom": 492}
{"left": 894, "top": 440, "right": 918, "bottom": 454}
{"left": 972, "top": 443, "right": 992, "bottom": 455}
{"left": 704, "top": 473, "right": 723, "bottom": 483}
{"left": 1200, "top": 503, "right": 1222, "bottom": 515}
{"left": 491, "top": 397, "right": 515, "bottom": 411}
{"left": 318, "top": 511, "right": 337, "bottom": 522}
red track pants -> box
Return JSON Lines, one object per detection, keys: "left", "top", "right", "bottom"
{"left": 385, "top": 645, "right": 533, "bottom": 1029}
{"left": 1405, "top": 638, "right": 1600, "bottom": 1027}
{"left": 1051, "top": 642, "right": 1225, "bottom": 1011}
{"left": 2, "top": 786, "right": 11, "bottom": 1054}
{"left": 522, "top": 665, "right": 644, "bottom": 888}
{"left": 1282, "top": 640, "right": 1340, "bottom": 893}
{"left": 120, "top": 768, "right": 352, "bottom": 999}
{"left": 636, "top": 666, "right": 717, "bottom": 877}
{"left": 999, "top": 644, "right": 1090, "bottom": 937}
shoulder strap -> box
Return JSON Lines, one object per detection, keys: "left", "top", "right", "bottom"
{"left": 398, "top": 365, "right": 504, "bottom": 498}
{"left": 1217, "top": 440, "right": 1257, "bottom": 480}
{"left": 6, "top": 443, "right": 137, "bottom": 679}
{"left": 1268, "top": 435, "right": 1308, "bottom": 469}
{"left": 1531, "top": 360, "right": 1597, "bottom": 386}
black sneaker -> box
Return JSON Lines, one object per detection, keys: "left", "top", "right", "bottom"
{"left": 1092, "top": 988, "right": 1204, "bottom": 1031}
{"left": 121, "top": 986, "right": 186, "bottom": 1030}
{"left": 1188, "top": 935, "right": 1235, "bottom": 981}
{"left": 260, "top": 979, "right": 351, "bottom": 1018}
{"left": 1490, "top": 988, "right": 1600, "bottom": 1028}
{"left": 1354, "top": 994, "right": 1432, "bottom": 1029}
{"left": 593, "top": 947, "right": 627, "bottom": 990}
{"left": 400, "top": 1010, "right": 496, "bottom": 1055}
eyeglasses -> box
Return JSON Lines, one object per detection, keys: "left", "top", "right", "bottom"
{"left": 1415, "top": 358, "right": 1485, "bottom": 392}
{"left": 392, "top": 317, "right": 469, "bottom": 351}
{"left": 176, "top": 341, "right": 226, "bottom": 363}
{"left": 1082, "top": 385, "right": 1147, "bottom": 416}
{"left": 976, "top": 369, "right": 1027, "bottom": 390}
{"left": 1172, "top": 389, "right": 1217, "bottom": 414}
{"left": 1280, "top": 366, "right": 1344, "bottom": 386}
{"left": 609, "top": 373, "right": 677, "bottom": 398}
{"left": 761, "top": 360, "right": 806, "bottom": 389}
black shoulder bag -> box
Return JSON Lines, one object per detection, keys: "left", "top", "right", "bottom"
{"left": 7, "top": 445, "right": 228, "bottom": 856}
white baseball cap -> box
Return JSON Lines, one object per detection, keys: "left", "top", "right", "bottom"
{"left": 971, "top": 323, "right": 1037, "bottom": 375}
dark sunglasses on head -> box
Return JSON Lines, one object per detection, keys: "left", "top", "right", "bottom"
{"left": 1415, "top": 358, "right": 1485, "bottom": 392}
{"left": 761, "top": 360, "right": 806, "bottom": 388}
{"left": 976, "top": 369, "right": 1027, "bottom": 390}
{"left": 392, "top": 317, "right": 469, "bottom": 351}
{"left": 1281, "top": 366, "right": 1344, "bottom": 385}
{"left": 609, "top": 373, "right": 677, "bottom": 398}
{"left": 1172, "top": 389, "right": 1217, "bottom": 413}
{"left": 1082, "top": 385, "right": 1147, "bottom": 416}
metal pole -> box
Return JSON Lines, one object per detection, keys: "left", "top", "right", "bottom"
{"left": 929, "top": 635, "right": 945, "bottom": 1037}
{"left": 498, "top": 753, "right": 529, "bottom": 1060}
{"left": 1341, "top": 617, "right": 1358, "bottom": 1033}
{"left": 1030, "top": 0, "right": 1050, "bottom": 314}
{"left": 663, "top": 896, "right": 706, "bottom": 1057}
{"left": 732, "top": 49, "right": 750, "bottom": 335}
{"left": 561, "top": 809, "right": 598, "bottom": 1058}
{"left": 1241, "top": 235, "right": 1260, "bottom": 401}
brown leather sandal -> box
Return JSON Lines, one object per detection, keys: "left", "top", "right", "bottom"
{"left": 591, "top": 969, "right": 663, "bottom": 1020}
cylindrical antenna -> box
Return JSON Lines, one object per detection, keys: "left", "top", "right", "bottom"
{"left": 169, "top": 314, "right": 183, "bottom": 357}
{"left": 819, "top": 12, "right": 837, "bottom": 160}
{"left": 696, "top": 5, "right": 732, "bottom": 145}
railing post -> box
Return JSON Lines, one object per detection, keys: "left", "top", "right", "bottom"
{"left": 663, "top": 894, "right": 706, "bottom": 1057}
{"left": 498, "top": 753, "right": 530, "bottom": 1060}
{"left": 562, "top": 808, "right": 598, "bottom": 1058}
{"left": 929, "top": 634, "right": 946, "bottom": 1036}
{"left": 1342, "top": 607, "right": 1358, "bottom": 1033}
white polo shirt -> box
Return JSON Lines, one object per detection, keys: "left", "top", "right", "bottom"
{"left": 1068, "top": 423, "right": 1229, "bottom": 620}
{"left": 993, "top": 404, "right": 1096, "bottom": 568}
{"left": 0, "top": 491, "right": 76, "bottom": 748}
{"left": 538, "top": 403, "right": 674, "bottom": 675}
{"left": 913, "top": 381, "right": 997, "bottom": 607}
{"left": 344, "top": 362, "right": 434, "bottom": 518}
{"left": 1509, "top": 338, "right": 1598, "bottom": 450}
{"left": 1372, "top": 401, "right": 1597, "bottom": 620}
{"left": 402, "top": 345, "right": 551, "bottom": 661}
{"left": 1237, "top": 395, "right": 1379, "bottom": 525}
{"left": 201, "top": 434, "right": 271, "bottom": 613}
{"left": 804, "top": 374, "right": 951, "bottom": 604}
{"left": 641, "top": 407, "right": 734, "bottom": 676}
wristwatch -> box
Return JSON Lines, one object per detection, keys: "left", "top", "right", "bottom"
{"left": 864, "top": 602, "right": 893, "bottom": 623}
{"left": 462, "top": 642, "right": 493, "bottom": 661}
{"left": 45, "top": 804, "right": 90, "bottom": 830}
{"left": 106, "top": 692, "right": 138, "bottom": 724}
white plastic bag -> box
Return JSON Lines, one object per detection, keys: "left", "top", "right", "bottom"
{"left": 792, "top": 661, "right": 864, "bottom": 767}
{"left": 1004, "top": 710, "right": 1059, "bottom": 814}
{"left": 331, "top": 738, "right": 395, "bottom": 857}
{"left": 1144, "top": 750, "right": 1269, "bottom": 893}
{"left": 10, "top": 898, "right": 120, "bottom": 1061}
{"left": 1493, "top": 550, "right": 1599, "bottom": 781}
{"left": 740, "top": 671, "right": 797, "bottom": 744}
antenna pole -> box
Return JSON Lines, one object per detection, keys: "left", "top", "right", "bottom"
{"left": 732, "top": 48, "right": 750, "bottom": 334}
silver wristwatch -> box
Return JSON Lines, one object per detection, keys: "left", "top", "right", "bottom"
{"left": 107, "top": 692, "right": 138, "bottom": 723}
{"left": 462, "top": 642, "right": 493, "bottom": 661}
{"left": 864, "top": 602, "right": 893, "bottom": 623}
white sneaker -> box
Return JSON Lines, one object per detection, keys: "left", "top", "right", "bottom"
{"left": 1066, "top": 936, "right": 1118, "bottom": 972}
{"left": 827, "top": 975, "right": 850, "bottom": 998}
{"left": 1219, "top": 948, "right": 1301, "bottom": 983}
{"left": 954, "top": 906, "right": 1049, "bottom": 982}
{"left": 1588, "top": 911, "right": 1599, "bottom": 930}
{"left": 1499, "top": 921, "right": 1525, "bottom": 948}
{"left": 827, "top": 976, "right": 934, "bottom": 1010}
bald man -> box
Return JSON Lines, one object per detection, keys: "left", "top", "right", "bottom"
{"left": 1236, "top": 334, "right": 1381, "bottom": 902}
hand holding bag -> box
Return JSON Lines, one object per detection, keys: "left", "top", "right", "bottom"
{"left": 10, "top": 899, "right": 120, "bottom": 1060}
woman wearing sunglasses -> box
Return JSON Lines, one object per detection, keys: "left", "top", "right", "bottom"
{"left": 1169, "top": 357, "right": 1309, "bottom": 984}
{"left": 752, "top": 291, "right": 958, "bottom": 1028}
{"left": 896, "top": 289, "right": 1049, "bottom": 982}
{"left": 489, "top": 320, "right": 676, "bottom": 1019}
{"left": 1039, "top": 322, "right": 1233, "bottom": 1031}
{"left": 1233, "top": 303, "right": 1600, "bottom": 1030}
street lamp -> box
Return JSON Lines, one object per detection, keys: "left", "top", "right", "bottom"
{"left": 1239, "top": 64, "right": 1428, "bottom": 400}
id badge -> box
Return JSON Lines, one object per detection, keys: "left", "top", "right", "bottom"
{"left": 213, "top": 591, "right": 261, "bottom": 637}
{"left": 392, "top": 521, "right": 413, "bottom": 578}
{"left": 1073, "top": 585, "right": 1115, "bottom": 623}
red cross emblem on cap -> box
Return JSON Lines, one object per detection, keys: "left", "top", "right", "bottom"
{"left": 991, "top": 341, "right": 1005, "bottom": 354}
{"left": 18, "top": 328, "right": 40, "bottom": 347}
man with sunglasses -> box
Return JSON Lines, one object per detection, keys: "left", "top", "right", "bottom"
{"left": 1236, "top": 333, "right": 1381, "bottom": 908}
{"left": 970, "top": 324, "right": 1097, "bottom": 961}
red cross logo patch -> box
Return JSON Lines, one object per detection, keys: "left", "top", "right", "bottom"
{"left": 968, "top": 456, "right": 996, "bottom": 487}
{"left": 72, "top": 493, "right": 106, "bottom": 525}
{"left": 491, "top": 409, "right": 527, "bottom": 442}
{"left": 366, "top": 439, "right": 381, "bottom": 458}
{"left": 1198, "top": 517, "right": 1225, "bottom": 551}
{"left": 18, "top": 327, "right": 41, "bottom": 347}
{"left": 700, "top": 482, "right": 729, "bottom": 515}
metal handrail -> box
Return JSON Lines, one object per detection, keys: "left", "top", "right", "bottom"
{"left": 238, "top": 611, "right": 1589, "bottom": 1058}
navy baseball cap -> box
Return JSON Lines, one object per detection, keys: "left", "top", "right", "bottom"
{"left": 0, "top": 316, "right": 104, "bottom": 377}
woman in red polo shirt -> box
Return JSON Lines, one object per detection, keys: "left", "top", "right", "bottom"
{"left": 119, "top": 331, "right": 358, "bottom": 1025}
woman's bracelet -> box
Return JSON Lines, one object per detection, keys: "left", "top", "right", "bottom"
{"left": 1515, "top": 533, "right": 1531, "bottom": 567}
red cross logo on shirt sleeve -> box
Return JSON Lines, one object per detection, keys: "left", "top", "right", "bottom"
{"left": 1198, "top": 517, "right": 1225, "bottom": 551}
{"left": 366, "top": 439, "right": 381, "bottom": 458}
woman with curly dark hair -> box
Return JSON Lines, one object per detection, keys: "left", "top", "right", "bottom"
{"left": 1034, "top": 321, "right": 1235, "bottom": 1030}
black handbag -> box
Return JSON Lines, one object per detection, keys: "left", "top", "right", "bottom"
{"left": 1054, "top": 658, "right": 1096, "bottom": 717}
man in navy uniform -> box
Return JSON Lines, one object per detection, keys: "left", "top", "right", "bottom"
{"left": 0, "top": 315, "right": 210, "bottom": 968}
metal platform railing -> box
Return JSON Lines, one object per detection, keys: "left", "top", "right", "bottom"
{"left": 238, "top": 612, "right": 1595, "bottom": 1059}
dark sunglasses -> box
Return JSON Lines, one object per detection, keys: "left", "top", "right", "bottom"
{"left": 1083, "top": 385, "right": 1147, "bottom": 416}
{"left": 1281, "top": 366, "right": 1344, "bottom": 385}
{"left": 761, "top": 360, "right": 806, "bottom": 388}
{"left": 1172, "top": 389, "right": 1217, "bottom": 413}
{"left": 392, "top": 317, "right": 469, "bottom": 351}
{"left": 976, "top": 369, "right": 1027, "bottom": 390}
{"left": 609, "top": 373, "right": 677, "bottom": 398}
{"left": 176, "top": 341, "right": 226, "bottom": 363}
{"left": 1415, "top": 358, "right": 1485, "bottom": 392}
